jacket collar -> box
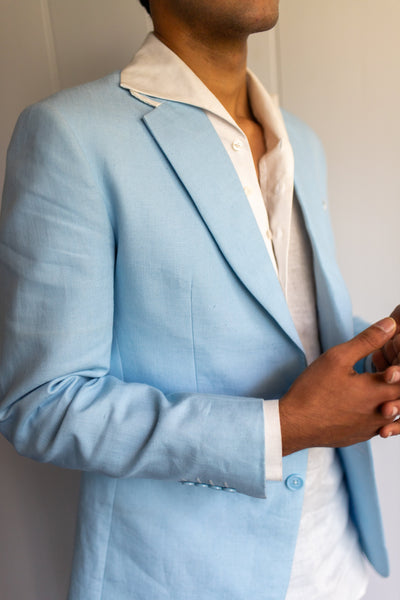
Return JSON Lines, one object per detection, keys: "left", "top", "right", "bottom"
{"left": 142, "top": 100, "right": 302, "bottom": 350}
{"left": 141, "top": 101, "right": 353, "bottom": 352}
{"left": 120, "top": 32, "right": 288, "bottom": 149}
{"left": 120, "top": 32, "right": 237, "bottom": 123}
{"left": 120, "top": 35, "right": 351, "bottom": 351}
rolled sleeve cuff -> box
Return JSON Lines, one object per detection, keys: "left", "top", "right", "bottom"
{"left": 263, "top": 399, "right": 283, "bottom": 481}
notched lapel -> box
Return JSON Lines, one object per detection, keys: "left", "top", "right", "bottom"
{"left": 284, "top": 116, "right": 354, "bottom": 349}
{"left": 143, "top": 101, "right": 301, "bottom": 349}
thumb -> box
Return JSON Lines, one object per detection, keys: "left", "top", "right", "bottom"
{"left": 341, "top": 317, "right": 396, "bottom": 365}
{"left": 390, "top": 305, "right": 400, "bottom": 334}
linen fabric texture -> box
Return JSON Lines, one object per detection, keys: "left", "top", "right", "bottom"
{"left": 0, "top": 67, "right": 388, "bottom": 598}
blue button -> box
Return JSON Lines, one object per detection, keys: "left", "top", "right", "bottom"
{"left": 181, "top": 481, "right": 195, "bottom": 486}
{"left": 210, "top": 485, "right": 223, "bottom": 491}
{"left": 285, "top": 474, "right": 304, "bottom": 491}
{"left": 195, "top": 483, "right": 209, "bottom": 488}
{"left": 222, "top": 487, "right": 237, "bottom": 493}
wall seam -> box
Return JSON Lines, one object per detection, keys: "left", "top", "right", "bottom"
{"left": 274, "top": 21, "right": 284, "bottom": 107}
{"left": 39, "top": 0, "right": 61, "bottom": 94}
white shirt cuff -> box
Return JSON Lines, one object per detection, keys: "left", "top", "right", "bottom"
{"left": 263, "top": 399, "right": 283, "bottom": 481}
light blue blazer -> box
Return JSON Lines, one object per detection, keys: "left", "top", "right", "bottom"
{"left": 0, "top": 72, "right": 388, "bottom": 600}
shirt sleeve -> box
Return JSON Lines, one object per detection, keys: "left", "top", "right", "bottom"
{"left": 263, "top": 399, "right": 283, "bottom": 481}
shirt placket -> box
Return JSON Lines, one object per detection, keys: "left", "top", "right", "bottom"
{"left": 259, "top": 140, "right": 294, "bottom": 296}
{"left": 218, "top": 122, "right": 279, "bottom": 274}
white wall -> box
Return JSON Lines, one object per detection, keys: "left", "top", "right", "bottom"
{"left": 0, "top": 1, "right": 398, "bottom": 598}
{"left": 0, "top": 0, "right": 150, "bottom": 193}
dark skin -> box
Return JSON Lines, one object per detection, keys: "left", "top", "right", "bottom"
{"left": 149, "top": 0, "right": 400, "bottom": 453}
{"left": 372, "top": 305, "right": 400, "bottom": 372}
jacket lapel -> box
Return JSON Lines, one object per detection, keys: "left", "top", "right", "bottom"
{"left": 143, "top": 101, "right": 302, "bottom": 349}
{"left": 284, "top": 116, "right": 354, "bottom": 350}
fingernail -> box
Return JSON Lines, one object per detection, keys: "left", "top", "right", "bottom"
{"left": 391, "top": 407, "right": 399, "bottom": 417}
{"left": 375, "top": 318, "right": 396, "bottom": 333}
{"left": 387, "top": 432, "right": 393, "bottom": 437}
{"left": 388, "top": 371, "right": 400, "bottom": 383}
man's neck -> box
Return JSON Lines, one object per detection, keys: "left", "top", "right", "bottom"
{"left": 153, "top": 30, "right": 252, "bottom": 123}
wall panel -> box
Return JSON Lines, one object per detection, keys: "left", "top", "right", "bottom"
{"left": 48, "top": 0, "right": 149, "bottom": 89}
{"left": 0, "top": 0, "right": 58, "bottom": 193}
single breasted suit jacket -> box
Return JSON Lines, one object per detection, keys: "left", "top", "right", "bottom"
{"left": 0, "top": 72, "right": 388, "bottom": 600}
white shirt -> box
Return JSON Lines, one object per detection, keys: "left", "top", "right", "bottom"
{"left": 120, "top": 32, "right": 368, "bottom": 599}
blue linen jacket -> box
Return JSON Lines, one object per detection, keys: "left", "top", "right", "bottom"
{"left": 0, "top": 72, "right": 388, "bottom": 600}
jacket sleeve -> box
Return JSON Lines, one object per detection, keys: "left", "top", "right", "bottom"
{"left": 0, "top": 102, "right": 266, "bottom": 499}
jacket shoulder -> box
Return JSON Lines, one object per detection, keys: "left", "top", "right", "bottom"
{"left": 18, "top": 72, "right": 149, "bottom": 131}
{"left": 8, "top": 72, "right": 152, "bottom": 171}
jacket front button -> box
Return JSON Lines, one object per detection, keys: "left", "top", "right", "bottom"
{"left": 285, "top": 474, "right": 304, "bottom": 491}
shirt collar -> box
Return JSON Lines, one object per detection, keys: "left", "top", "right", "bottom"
{"left": 120, "top": 32, "right": 289, "bottom": 148}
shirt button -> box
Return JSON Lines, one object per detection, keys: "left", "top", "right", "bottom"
{"left": 266, "top": 229, "right": 273, "bottom": 240}
{"left": 232, "top": 139, "right": 244, "bottom": 151}
{"left": 244, "top": 186, "right": 252, "bottom": 196}
{"left": 275, "top": 227, "right": 283, "bottom": 240}
{"left": 222, "top": 487, "right": 237, "bottom": 493}
{"left": 181, "top": 481, "right": 196, "bottom": 486}
{"left": 195, "top": 483, "right": 209, "bottom": 488}
{"left": 274, "top": 182, "right": 284, "bottom": 195}
{"left": 210, "top": 485, "right": 223, "bottom": 491}
{"left": 285, "top": 474, "right": 304, "bottom": 491}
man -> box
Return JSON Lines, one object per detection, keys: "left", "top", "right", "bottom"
{"left": 0, "top": 1, "right": 399, "bottom": 598}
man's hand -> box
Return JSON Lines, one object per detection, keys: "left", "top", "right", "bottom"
{"left": 279, "top": 317, "right": 400, "bottom": 457}
{"left": 372, "top": 305, "right": 400, "bottom": 371}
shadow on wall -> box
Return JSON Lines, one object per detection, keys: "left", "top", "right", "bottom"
{"left": 0, "top": 436, "right": 80, "bottom": 600}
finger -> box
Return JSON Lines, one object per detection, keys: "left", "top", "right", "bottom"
{"left": 371, "top": 348, "right": 389, "bottom": 372}
{"left": 374, "top": 335, "right": 400, "bottom": 370}
{"left": 379, "top": 417, "right": 400, "bottom": 439}
{"left": 390, "top": 305, "right": 400, "bottom": 334}
{"left": 381, "top": 339, "right": 397, "bottom": 365}
{"left": 393, "top": 334, "right": 400, "bottom": 356}
{"left": 380, "top": 400, "right": 400, "bottom": 419}
{"left": 382, "top": 365, "right": 400, "bottom": 384}
{"left": 340, "top": 318, "right": 396, "bottom": 366}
